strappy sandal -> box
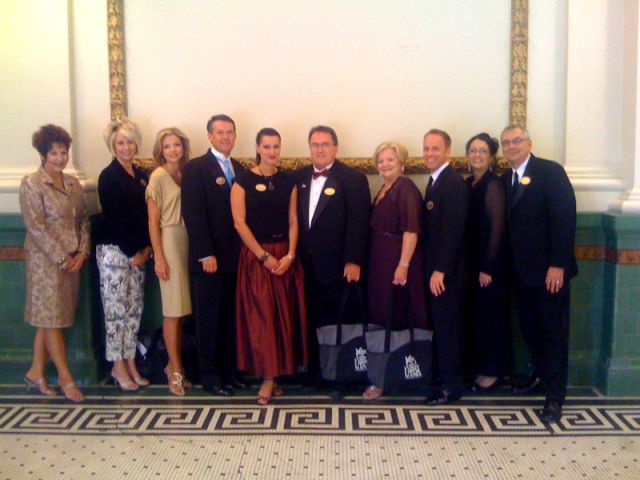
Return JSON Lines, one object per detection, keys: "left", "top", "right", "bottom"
{"left": 61, "top": 381, "right": 84, "bottom": 402}
{"left": 165, "top": 367, "right": 186, "bottom": 396}
{"left": 111, "top": 372, "right": 139, "bottom": 391}
{"left": 24, "top": 375, "right": 56, "bottom": 396}
{"left": 257, "top": 383, "right": 273, "bottom": 405}
{"left": 362, "top": 385, "right": 385, "bottom": 400}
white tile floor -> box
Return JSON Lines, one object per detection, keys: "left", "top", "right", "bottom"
{"left": 0, "top": 387, "right": 639, "bottom": 479}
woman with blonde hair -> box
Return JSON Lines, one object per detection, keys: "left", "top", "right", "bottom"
{"left": 146, "top": 127, "right": 193, "bottom": 396}
{"left": 96, "top": 118, "right": 152, "bottom": 391}
{"left": 20, "top": 124, "right": 90, "bottom": 402}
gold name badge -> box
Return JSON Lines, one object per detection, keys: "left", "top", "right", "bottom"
{"left": 255, "top": 184, "right": 267, "bottom": 192}
{"left": 324, "top": 187, "right": 336, "bottom": 196}
{"left": 216, "top": 176, "right": 226, "bottom": 185}
{"left": 426, "top": 200, "right": 434, "bottom": 210}
{"left": 520, "top": 176, "right": 531, "bottom": 185}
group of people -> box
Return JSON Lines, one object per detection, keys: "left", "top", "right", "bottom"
{"left": 19, "top": 117, "right": 577, "bottom": 423}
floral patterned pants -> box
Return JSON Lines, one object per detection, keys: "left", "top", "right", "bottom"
{"left": 97, "top": 244, "right": 145, "bottom": 361}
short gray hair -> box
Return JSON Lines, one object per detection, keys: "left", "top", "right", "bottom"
{"left": 501, "top": 125, "right": 530, "bottom": 140}
{"left": 103, "top": 118, "right": 142, "bottom": 156}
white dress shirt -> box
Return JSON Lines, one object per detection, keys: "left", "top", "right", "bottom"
{"left": 512, "top": 154, "right": 531, "bottom": 185}
{"left": 308, "top": 162, "right": 334, "bottom": 227}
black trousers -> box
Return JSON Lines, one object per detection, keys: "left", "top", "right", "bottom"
{"left": 428, "top": 288, "right": 465, "bottom": 392}
{"left": 515, "top": 281, "right": 570, "bottom": 404}
{"left": 191, "top": 270, "right": 238, "bottom": 389}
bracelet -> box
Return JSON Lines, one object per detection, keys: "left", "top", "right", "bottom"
{"left": 286, "top": 253, "right": 295, "bottom": 261}
{"left": 260, "top": 251, "right": 270, "bottom": 264}
{"left": 398, "top": 261, "right": 409, "bottom": 268}
{"left": 57, "top": 257, "right": 68, "bottom": 269}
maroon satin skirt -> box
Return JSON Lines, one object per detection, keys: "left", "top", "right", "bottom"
{"left": 236, "top": 242, "right": 308, "bottom": 377}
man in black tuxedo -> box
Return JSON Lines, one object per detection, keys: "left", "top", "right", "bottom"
{"left": 422, "top": 129, "right": 469, "bottom": 404}
{"left": 294, "top": 125, "right": 371, "bottom": 383}
{"left": 500, "top": 125, "right": 577, "bottom": 423}
{"left": 181, "top": 114, "right": 245, "bottom": 396}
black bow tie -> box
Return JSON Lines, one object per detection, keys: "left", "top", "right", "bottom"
{"left": 312, "top": 169, "right": 330, "bottom": 179}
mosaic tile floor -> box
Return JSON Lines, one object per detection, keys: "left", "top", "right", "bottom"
{"left": 0, "top": 385, "right": 638, "bottom": 479}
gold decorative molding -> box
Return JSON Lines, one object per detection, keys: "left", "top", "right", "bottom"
{"left": 509, "top": 0, "right": 528, "bottom": 127}
{"left": 134, "top": 157, "right": 511, "bottom": 175}
{"left": 107, "top": 0, "right": 127, "bottom": 120}
{"left": 110, "top": 3, "right": 529, "bottom": 137}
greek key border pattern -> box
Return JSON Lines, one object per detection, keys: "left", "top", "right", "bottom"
{"left": 0, "top": 399, "right": 637, "bottom": 437}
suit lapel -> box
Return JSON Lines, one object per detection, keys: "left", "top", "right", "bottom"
{"left": 298, "top": 169, "right": 312, "bottom": 230}
{"left": 205, "top": 151, "right": 230, "bottom": 189}
{"left": 427, "top": 164, "right": 449, "bottom": 199}
{"left": 509, "top": 157, "right": 535, "bottom": 212}
{"left": 310, "top": 173, "right": 337, "bottom": 228}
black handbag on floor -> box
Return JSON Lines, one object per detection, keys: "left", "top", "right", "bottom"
{"left": 317, "top": 282, "right": 368, "bottom": 383}
{"left": 365, "top": 286, "right": 433, "bottom": 389}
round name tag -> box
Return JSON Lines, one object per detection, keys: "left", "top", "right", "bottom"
{"left": 324, "top": 187, "right": 336, "bottom": 196}
{"left": 216, "top": 176, "right": 226, "bottom": 185}
{"left": 255, "top": 184, "right": 267, "bottom": 192}
{"left": 520, "top": 176, "right": 531, "bottom": 185}
{"left": 426, "top": 200, "right": 434, "bottom": 210}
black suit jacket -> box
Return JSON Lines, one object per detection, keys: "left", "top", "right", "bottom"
{"left": 423, "top": 164, "right": 469, "bottom": 289}
{"left": 181, "top": 150, "right": 242, "bottom": 274}
{"left": 501, "top": 154, "right": 578, "bottom": 287}
{"left": 294, "top": 160, "right": 371, "bottom": 284}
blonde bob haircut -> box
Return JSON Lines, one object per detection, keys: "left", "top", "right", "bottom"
{"left": 373, "top": 141, "right": 409, "bottom": 166}
{"left": 152, "top": 127, "right": 191, "bottom": 167}
{"left": 103, "top": 118, "right": 142, "bottom": 157}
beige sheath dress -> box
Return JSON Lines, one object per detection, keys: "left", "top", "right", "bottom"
{"left": 146, "top": 167, "right": 192, "bottom": 317}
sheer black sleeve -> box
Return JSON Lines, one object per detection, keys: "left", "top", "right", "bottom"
{"left": 480, "top": 178, "right": 506, "bottom": 275}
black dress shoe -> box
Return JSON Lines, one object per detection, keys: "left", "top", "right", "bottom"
{"left": 224, "top": 377, "right": 248, "bottom": 389}
{"left": 425, "top": 389, "right": 461, "bottom": 405}
{"left": 203, "top": 384, "right": 234, "bottom": 396}
{"left": 540, "top": 400, "right": 562, "bottom": 423}
{"left": 512, "top": 375, "right": 542, "bottom": 394}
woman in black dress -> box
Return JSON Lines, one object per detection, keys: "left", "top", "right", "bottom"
{"left": 364, "top": 141, "right": 427, "bottom": 399}
{"left": 231, "top": 128, "right": 307, "bottom": 405}
{"left": 465, "top": 133, "right": 512, "bottom": 392}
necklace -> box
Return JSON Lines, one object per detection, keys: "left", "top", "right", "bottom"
{"left": 257, "top": 165, "right": 277, "bottom": 191}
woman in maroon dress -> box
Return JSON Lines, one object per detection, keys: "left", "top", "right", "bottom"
{"left": 231, "top": 128, "right": 307, "bottom": 405}
{"left": 364, "top": 141, "right": 428, "bottom": 399}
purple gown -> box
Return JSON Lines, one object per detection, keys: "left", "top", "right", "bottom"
{"left": 367, "top": 176, "right": 428, "bottom": 330}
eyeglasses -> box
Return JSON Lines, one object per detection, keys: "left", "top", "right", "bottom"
{"left": 501, "top": 137, "right": 527, "bottom": 147}
{"left": 468, "top": 148, "right": 489, "bottom": 155}
{"left": 310, "top": 142, "right": 334, "bottom": 150}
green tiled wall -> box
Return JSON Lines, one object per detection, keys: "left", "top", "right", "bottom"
{"left": 0, "top": 212, "right": 639, "bottom": 394}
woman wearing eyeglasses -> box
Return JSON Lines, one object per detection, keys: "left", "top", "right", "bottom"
{"left": 464, "top": 133, "right": 512, "bottom": 392}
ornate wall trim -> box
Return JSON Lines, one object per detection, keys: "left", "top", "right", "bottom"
{"left": 108, "top": 2, "right": 529, "bottom": 162}
{"left": 509, "top": 0, "right": 528, "bottom": 127}
{"left": 107, "top": 0, "right": 127, "bottom": 121}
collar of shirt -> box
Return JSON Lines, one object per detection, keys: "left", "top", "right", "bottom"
{"left": 313, "top": 161, "right": 335, "bottom": 175}
{"left": 210, "top": 147, "right": 231, "bottom": 163}
{"left": 513, "top": 154, "right": 531, "bottom": 181}
{"left": 430, "top": 161, "right": 450, "bottom": 183}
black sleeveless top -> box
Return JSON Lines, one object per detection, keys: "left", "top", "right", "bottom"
{"left": 235, "top": 169, "right": 294, "bottom": 244}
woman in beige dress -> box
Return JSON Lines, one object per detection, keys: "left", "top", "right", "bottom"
{"left": 146, "top": 127, "right": 193, "bottom": 396}
{"left": 19, "top": 124, "right": 90, "bottom": 402}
